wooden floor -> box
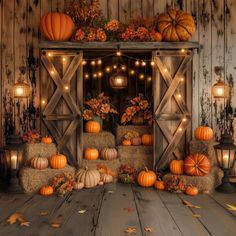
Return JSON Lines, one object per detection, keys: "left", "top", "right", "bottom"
{"left": 0, "top": 183, "right": 236, "bottom": 236}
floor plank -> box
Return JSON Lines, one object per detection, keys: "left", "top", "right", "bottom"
{"left": 132, "top": 185, "right": 182, "bottom": 236}
{"left": 159, "top": 191, "right": 210, "bottom": 236}
{"left": 95, "top": 183, "right": 143, "bottom": 236}
{"left": 179, "top": 194, "right": 236, "bottom": 236}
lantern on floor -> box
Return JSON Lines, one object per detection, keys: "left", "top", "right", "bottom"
{"left": 214, "top": 133, "right": 236, "bottom": 193}
{"left": 4, "top": 143, "right": 25, "bottom": 193}
{"left": 212, "top": 78, "right": 229, "bottom": 99}
{"left": 109, "top": 71, "right": 128, "bottom": 89}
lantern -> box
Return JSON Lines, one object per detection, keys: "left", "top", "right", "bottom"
{"left": 109, "top": 71, "right": 128, "bottom": 89}
{"left": 212, "top": 79, "right": 229, "bottom": 99}
{"left": 214, "top": 133, "right": 236, "bottom": 193}
{"left": 13, "top": 81, "right": 30, "bottom": 98}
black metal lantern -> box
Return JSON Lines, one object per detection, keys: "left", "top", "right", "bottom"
{"left": 4, "top": 143, "right": 25, "bottom": 193}
{"left": 214, "top": 133, "right": 236, "bottom": 193}
{"left": 109, "top": 71, "right": 128, "bottom": 89}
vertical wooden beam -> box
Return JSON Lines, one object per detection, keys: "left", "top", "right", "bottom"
{"left": 107, "top": 0, "right": 119, "bottom": 19}
{"left": 119, "top": 0, "right": 131, "bottom": 23}
{"left": 130, "top": 0, "right": 142, "bottom": 19}
{"left": 142, "top": 0, "right": 154, "bottom": 18}
{"left": 99, "top": 0, "right": 108, "bottom": 18}
{"left": 154, "top": 0, "right": 167, "bottom": 16}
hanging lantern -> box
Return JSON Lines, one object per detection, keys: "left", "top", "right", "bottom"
{"left": 13, "top": 81, "right": 30, "bottom": 98}
{"left": 212, "top": 79, "right": 229, "bottom": 99}
{"left": 109, "top": 71, "right": 128, "bottom": 89}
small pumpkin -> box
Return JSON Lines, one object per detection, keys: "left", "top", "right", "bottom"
{"left": 170, "top": 160, "right": 184, "bottom": 175}
{"left": 76, "top": 167, "right": 100, "bottom": 188}
{"left": 137, "top": 167, "right": 157, "bottom": 187}
{"left": 154, "top": 180, "right": 165, "bottom": 190}
{"left": 30, "top": 156, "right": 48, "bottom": 170}
{"left": 85, "top": 120, "right": 101, "bottom": 133}
{"left": 157, "top": 9, "right": 196, "bottom": 41}
{"left": 40, "top": 12, "right": 75, "bottom": 41}
{"left": 131, "top": 137, "right": 142, "bottom": 146}
{"left": 184, "top": 153, "right": 211, "bottom": 176}
{"left": 122, "top": 139, "right": 132, "bottom": 146}
{"left": 100, "top": 147, "right": 117, "bottom": 161}
{"left": 73, "top": 182, "right": 84, "bottom": 190}
{"left": 50, "top": 153, "right": 67, "bottom": 169}
{"left": 39, "top": 185, "right": 53, "bottom": 196}
{"left": 194, "top": 126, "right": 213, "bottom": 141}
{"left": 41, "top": 136, "right": 53, "bottom": 144}
{"left": 141, "top": 134, "right": 153, "bottom": 146}
{"left": 185, "top": 186, "right": 199, "bottom": 196}
{"left": 84, "top": 148, "right": 99, "bottom": 160}
{"left": 101, "top": 174, "right": 113, "bottom": 183}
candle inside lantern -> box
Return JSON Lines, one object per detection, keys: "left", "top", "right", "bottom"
{"left": 11, "top": 155, "right": 17, "bottom": 170}
{"left": 223, "top": 154, "right": 229, "bottom": 169}
{"left": 15, "top": 87, "right": 24, "bottom": 96}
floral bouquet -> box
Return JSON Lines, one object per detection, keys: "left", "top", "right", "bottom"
{"left": 121, "top": 94, "right": 153, "bottom": 125}
{"left": 83, "top": 93, "right": 118, "bottom": 121}
{"left": 51, "top": 172, "right": 74, "bottom": 196}
{"left": 123, "top": 131, "right": 140, "bottom": 141}
{"left": 118, "top": 164, "right": 137, "bottom": 184}
{"left": 21, "top": 130, "right": 40, "bottom": 143}
{"left": 164, "top": 175, "right": 186, "bottom": 193}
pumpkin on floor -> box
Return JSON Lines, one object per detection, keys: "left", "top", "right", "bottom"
{"left": 157, "top": 9, "right": 195, "bottom": 42}
{"left": 122, "top": 139, "right": 132, "bottom": 146}
{"left": 101, "top": 173, "right": 113, "bottom": 183}
{"left": 85, "top": 120, "right": 101, "bottom": 133}
{"left": 84, "top": 148, "right": 99, "bottom": 160}
{"left": 30, "top": 156, "right": 49, "bottom": 170}
{"left": 76, "top": 167, "right": 100, "bottom": 188}
{"left": 185, "top": 186, "right": 199, "bottom": 196}
{"left": 137, "top": 167, "right": 157, "bottom": 187}
{"left": 100, "top": 147, "right": 117, "bottom": 160}
{"left": 184, "top": 153, "right": 211, "bottom": 176}
{"left": 154, "top": 180, "right": 165, "bottom": 190}
{"left": 73, "top": 182, "right": 84, "bottom": 190}
{"left": 50, "top": 153, "right": 67, "bottom": 169}
{"left": 131, "top": 137, "right": 142, "bottom": 146}
{"left": 194, "top": 126, "right": 213, "bottom": 141}
{"left": 40, "top": 12, "right": 75, "bottom": 41}
{"left": 39, "top": 185, "right": 54, "bottom": 196}
{"left": 141, "top": 134, "right": 153, "bottom": 146}
{"left": 41, "top": 136, "right": 53, "bottom": 144}
{"left": 170, "top": 160, "right": 184, "bottom": 175}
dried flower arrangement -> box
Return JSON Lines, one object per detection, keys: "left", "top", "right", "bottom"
{"left": 164, "top": 175, "right": 186, "bottom": 193}
{"left": 123, "top": 131, "right": 140, "bottom": 140}
{"left": 21, "top": 130, "right": 40, "bottom": 143}
{"left": 118, "top": 164, "right": 137, "bottom": 184}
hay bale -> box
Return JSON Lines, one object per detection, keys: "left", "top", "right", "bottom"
{"left": 83, "top": 131, "right": 115, "bottom": 151}
{"left": 20, "top": 165, "right": 75, "bottom": 193}
{"left": 116, "top": 125, "right": 152, "bottom": 145}
{"left": 189, "top": 140, "right": 217, "bottom": 166}
{"left": 24, "top": 143, "right": 57, "bottom": 164}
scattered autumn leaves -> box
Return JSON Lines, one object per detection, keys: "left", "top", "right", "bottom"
{"left": 7, "top": 212, "right": 30, "bottom": 227}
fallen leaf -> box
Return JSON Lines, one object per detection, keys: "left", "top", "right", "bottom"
{"left": 123, "top": 207, "right": 135, "bottom": 212}
{"left": 51, "top": 223, "right": 61, "bottom": 228}
{"left": 182, "top": 200, "right": 201, "bottom": 209}
{"left": 144, "top": 227, "right": 153, "bottom": 232}
{"left": 78, "top": 209, "right": 86, "bottom": 214}
{"left": 193, "top": 214, "right": 201, "bottom": 218}
{"left": 7, "top": 212, "right": 23, "bottom": 225}
{"left": 40, "top": 211, "right": 49, "bottom": 216}
{"left": 226, "top": 204, "right": 236, "bottom": 211}
{"left": 108, "top": 190, "right": 114, "bottom": 194}
{"left": 20, "top": 221, "right": 30, "bottom": 227}
{"left": 124, "top": 227, "right": 136, "bottom": 234}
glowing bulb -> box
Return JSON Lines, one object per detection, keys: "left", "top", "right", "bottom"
{"left": 64, "top": 85, "right": 69, "bottom": 91}
{"left": 147, "top": 76, "right": 152, "bottom": 82}
{"left": 121, "top": 66, "right": 126, "bottom": 71}
{"left": 47, "top": 52, "right": 52, "bottom": 57}
{"left": 141, "top": 61, "right": 146, "bottom": 66}
{"left": 180, "top": 77, "right": 184, "bottom": 82}
{"left": 164, "top": 68, "right": 168, "bottom": 73}
{"left": 85, "top": 74, "right": 89, "bottom": 79}
{"left": 181, "top": 49, "right": 186, "bottom": 53}
{"left": 182, "top": 117, "right": 187, "bottom": 122}
{"left": 82, "top": 60, "right": 86, "bottom": 65}
{"left": 93, "top": 73, "right": 97, "bottom": 78}
{"left": 139, "top": 74, "right": 144, "bottom": 80}
{"left": 178, "top": 127, "right": 183, "bottom": 132}
{"left": 106, "top": 67, "right": 111, "bottom": 72}
{"left": 50, "top": 70, "right": 54, "bottom": 75}
{"left": 41, "top": 100, "right": 46, "bottom": 105}
{"left": 216, "top": 88, "right": 224, "bottom": 96}
{"left": 97, "top": 59, "right": 102, "bottom": 65}
{"left": 150, "top": 61, "right": 155, "bottom": 66}
{"left": 135, "top": 61, "right": 140, "bottom": 66}
{"left": 91, "top": 60, "right": 96, "bottom": 66}
{"left": 130, "top": 70, "right": 135, "bottom": 75}
{"left": 113, "top": 65, "right": 117, "bottom": 69}
{"left": 62, "top": 57, "right": 66, "bottom": 62}
{"left": 116, "top": 51, "right": 122, "bottom": 56}
{"left": 16, "top": 87, "right": 24, "bottom": 96}
{"left": 177, "top": 93, "right": 182, "bottom": 99}
{"left": 98, "top": 72, "right": 103, "bottom": 77}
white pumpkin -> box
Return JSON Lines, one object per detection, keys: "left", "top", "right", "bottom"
{"left": 76, "top": 167, "right": 100, "bottom": 188}
{"left": 100, "top": 147, "right": 118, "bottom": 161}
{"left": 73, "top": 182, "right": 84, "bottom": 190}
{"left": 101, "top": 173, "right": 113, "bottom": 183}
{"left": 30, "top": 156, "right": 48, "bottom": 169}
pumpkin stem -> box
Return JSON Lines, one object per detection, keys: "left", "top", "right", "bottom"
{"left": 144, "top": 166, "right": 148, "bottom": 172}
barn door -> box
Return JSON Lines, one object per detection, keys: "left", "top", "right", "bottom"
{"left": 40, "top": 50, "right": 83, "bottom": 167}
{"left": 152, "top": 50, "right": 193, "bottom": 171}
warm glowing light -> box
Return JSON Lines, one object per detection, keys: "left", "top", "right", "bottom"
{"left": 64, "top": 85, "right": 69, "bottom": 91}
{"left": 212, "top": 79, "right": 229, "bottom": 99}
{"left": 50, "top": 70, "right": 54, "bottom": 75}
{"left": 97, "top": 59, "right": 102, "bottom": 65}
{"left": 182, "top": 117, "right": 187, "bottom": 122}
{"left": 178, "top": 127, "right": 183, "bottom": 132}
{"left": 62, "top": 57, "right": 66, "bottom": 62}
{"left": 164, "top": 68, "right": 168, "bottom": 73}
{"left": 91, "top": 60, "right": 96, "bottom": 66}
{"left": 47, "top": 52, "right": 52, "bottom": 57}
{"left": 15, "top": 87, "right": 24, "bottom": 96}
{"left": 135, "top": 61, "right": 140, "bottom": 66}
{"left": 177, "top": 93, "right": 182, "bottom": 99}
{"left": 113, "top": 65, "right": 117, "bottom": 69}
{"left": 139, "top": 74, "right": 144, "bottom": 80}
{"left": 121, "top": 66, "right": 126, "bottom": 71}
{"left": 130, "top": 70, "right": 135, "bottom": 75}
{"left": 41, "top": 100, "right": 46, "bottom": 105}
{"left": 98, "top": 72, "right": 103, "bottom": 77}
{"left": 147, "top": 76, "right": 152, "bottom": 82}
{"left": 116, "top": 51, "right": 122, "bottom": 56}
{"left": 180, "top": 77, "right": 184, "bottom": 82}
{"left": 93, "top": 73, "right": 97, "bottom": 78}
{"left": 82, "top": 60, "right": 86, "bottom": 65}
{"left": 85, "top": 73, "right": 89, "bottom": 79}
{"left": 106, "top": 67, "right": 111, "bottom": 72}
{"left": 181, "top": 49, "right": 186, "bottom": 53}
{"left": 141, "top": 61, "right": 146, "bottom": 66}
{"left": 151, "top": 61, "right": 155, "bottom": 66}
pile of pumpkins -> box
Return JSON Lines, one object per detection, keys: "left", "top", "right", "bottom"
{"left": 122, "top": 133, "right": 153, "bottom": 146}
{"left": 84, "top": 147, "right": 118, "bottom": 161}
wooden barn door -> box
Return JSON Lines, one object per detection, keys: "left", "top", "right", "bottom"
{"left": 40, "top": 50, "right": 83, "bottom": 167}
{"left": 152, "top": 50, "right": 193, "bottom": 171}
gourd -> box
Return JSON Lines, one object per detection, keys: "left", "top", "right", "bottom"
{"left": 194, "top": 126, "right": 213, "bottom": 141}
{"left": 100, "top": 147, "right": 118, "bottom": 161}
{"left": 170, "top": 160, "right": 184, "bottom": 175}
{"left": 101, "top": 174, "right": 113, "bottom": 183}
{"left": 154, "top": 180, "right": 165, "bottom": 190}
{"left": 122, "top": 140, "right": 132, "bottom": 146}
{"left": 41, "top": 136, "right": 53, "bottom": 144}
{"left": 84, "top": 148, "right": 99, "bottom": 160}
{"left": 50, "top": 153, "right": 67, "bottom": 169}
{"left": 141, "top": 134, "right": 153, "bottom": 146}
{"left": 131, "top": 137, "right": 142, "bottom": 146}
{"left": 73, "top": 182, "right": 84, "bottom": 190}
{"left": 76, "top": 167, "right": 100, "bottom": 188}
{"left": 30, "top": 156, "right": 48, "bottom": 170}
{"left": 185, "top": 186, "right": 199, "bottom": 196}
{"left": 85, "top": 120, "right": 101, "bottom": 133}
{"left": 137, "top": 167, "right": 157, "bottom": 187}
{"left": 39, "top": 186, "right": 54, "bottom": 196}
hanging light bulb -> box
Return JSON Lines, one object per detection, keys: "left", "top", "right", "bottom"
{"left": 177, "top": 93, "right": 182, "bottom": 99}
{"left": 91, "top": 60, "right": 96, "bottom": 66}
{"left": 97, "top": 59, "right": 102, "bottom": 65}
{"left": 182, "top": 117, "right": 187, "bottom": 122}
{"left": 139, "top": 74, "right": 144, "bottom": 80}
{"left": 141, "top": 61, "right": 146, "bottom": 67}
{"left": 82, "top": 60, "right": 86, "bottom": 65}
{"left": 50, "top": 70, "right": 54, "bottom": 75}
{"left": 116, "top": 50, "right": 122, "bottom": 56}
{"left": 135, "top": 61, "right": 140, "bottom": 66}
{"left": 164, "top": 68, "right": 168, "bottom": 73}
{"left": 47, "top": 52, "right": 52, "bottom": 57}
{"left": 180, "top": 49, "right": 186, "bottom": 53}
{"left": 147, "top": 76, "right": 152, "bottom": 82}
{"left": 130, "top": 70, "right": 135, "bottom": 75}
{"left": 180, "top": 77, "right": 184, "bottom": 82}
{"left": 113, "top": 64, "right": 117, "bottom": 69}
{"left": 110, "top": 71, "right": 128, "bottom": 89}
{"left": 62, "top": 57, "right": 66, "bottom": 62}
{"left": 64, "top": 85, "right": 69, "bottom": 91}
{"left": 121, "top": 65, "right": 126, "bottom": 71}
{"left": 106, "top": 67, "right": 111, "bottom": 73}
{"left": 150, "top": 61, "right": 155, "bottom": 66}
{"left": 93, "top": 73, "right": 97, "bottom": 78}
{"left": 84, "top": 73, "right": 89, "bottom": 79}
{"left": 98, "top": 72, "right": 103, "bottom": 77}
{"left": 41, "top": 100, "right": 46, "bottom": 105}
{"left": 178, "top": 127, "right": 183, "bottom": 132}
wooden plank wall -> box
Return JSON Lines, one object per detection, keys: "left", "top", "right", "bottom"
{"left": 0, "top": 0, "right": 236, "bottom": 145}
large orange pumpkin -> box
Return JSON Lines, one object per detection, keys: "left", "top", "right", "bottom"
{"left": 137, "top": 167, "right": 157, "bottom": 187}
{"left": 184, "top": 153, "right": 211, "bottom": 176}
{"left": 39, "top": 185, "right": 54, "bottom": 196}
{"left": 195, "top": 126, "right": 213, "bottom": 141}
{"left": 141, "top": 134, "right": 153, "bottom": 146}
{"left": 40, "top": 12, "right": 74, "bottom": 41}
{"left": 50, "top": 153, "right": 67, "bottom": 169}
{"left": 157, "top": 10, "right": 195, "bottom": 41}
{"left": 170, "top": 160, "right": 184, "bottom": 175}
{"left": 84, "top": 148, "right": 99, "bottom": 160}
{"left": 85, "top": 120, "right": 101, "bottom": 133}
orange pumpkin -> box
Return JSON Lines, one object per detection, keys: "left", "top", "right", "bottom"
{"left": 170, "top": 160, "right": 184, "bottom": 175}
{"left": 185, "top": 186, "right": 199, "bottom": 196}
{"left": 41, "top": 136, "right": 53, "bottom": 144}
{"left": 184, "top": 153, "right": 211, "bottom": 176}
{"left": 84, "top": 148, "right": 99, "bottom": 160}
{"left": 131, "top": 137, "right": 142, "bottom": 146}
{"left": 195, "top": 126, "right": 213, "bottom": 141}
{"left": 39, "top": 185, "right": 53, "bottom": 196}
{"left": 85, "top": 120, "right": 101, "bottom": 133}
{"left": 137, "top": 167, "right": 157, "bottom": 187}
{"left": 142, "top": 134, "right": 153, "bottom": 146}
{"left": 122, "top": 139, "right": 132, "bottom": 146}
{"left": 157, "top": 9, "right": 195, "bottom": 41}
{"left": 50, "top": 153, "right": 67, "bottom": 169}
{"left": 154, "top": 180, "right": 165, "bottom": 190}
{"left": 40, "top": 12, "right": 74, "bottom": 41}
